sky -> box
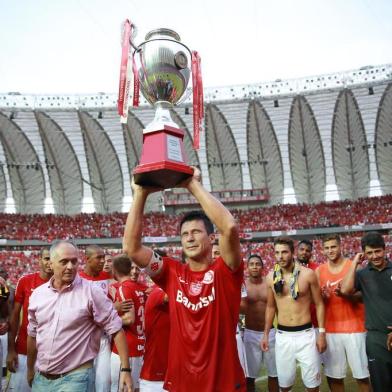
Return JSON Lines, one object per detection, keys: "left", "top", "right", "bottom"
{"left": 0, "top": 0, "right": 391, "bottom": 94}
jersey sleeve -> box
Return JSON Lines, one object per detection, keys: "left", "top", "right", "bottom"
{"left": 14, "top": 276, "right": 26, "bottom": 304}
{"left": 215, "top": 257, "right": 244, "bottom": 288}
{"left": 151, "top": 257, "right": 173, "bottom": 292}
{"left": 147, "top": 288, "right": 166, "bottom": 309}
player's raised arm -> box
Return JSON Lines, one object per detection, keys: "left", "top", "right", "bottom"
{"left": 123, "top": 181, "right": 160, "bottom": 268}
{"left": 180, "top": 167, "right": 241, "bottom": 270}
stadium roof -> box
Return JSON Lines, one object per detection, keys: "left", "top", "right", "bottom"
{"left": 0, "top": 64, "right": 391, "bottom": 213}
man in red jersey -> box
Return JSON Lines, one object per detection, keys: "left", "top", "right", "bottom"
{"left": 297, "top": 240, "right": 318, "bottom": 271}
{"left": 123, "top": 168, "right": 246, "bottom": 392}
{"left": 7, "top": 248, "right": 52, "bottom": 392}
{"left": 79, "top": 245, "right": 113, "bottom": 392}
{"left": 110, "top": 254, "right": 145, "bottom": 392}
{"left": 139, "top": 284, "right": 169, "bottom": 392}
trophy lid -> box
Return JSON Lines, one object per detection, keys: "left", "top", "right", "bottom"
{"left": 145, "top": 28, "right": 181, "bottom": 42}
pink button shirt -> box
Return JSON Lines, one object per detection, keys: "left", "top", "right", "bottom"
{"left": 28, "top": 274, "right": 122, "bottom": 374}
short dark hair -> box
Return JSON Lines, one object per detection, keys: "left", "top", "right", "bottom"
{"left": 86, "top": 245, "right": 104, "bottom": 259}
{"left": 39, "top": 247, "right": 50, "bottom": 258}
{"left": 248, "top": 254, "right": 263, "bottom": 267}
{"left": 112, "top": 254, "right": 132, "bottom": 276}
{"left": 274, "top": 236, "right": 294, "bottom": 253}
{"left": 298, "top": 239, "right": 313, "bottom": 251}
{"left": 361, "top": 232, "right": 385, "bottom": 251}
{"left": 322, "top": 234, "right": 341, "bottom": 245}
{"left": 179, "top": 211, "right": 214, "bottom": 235}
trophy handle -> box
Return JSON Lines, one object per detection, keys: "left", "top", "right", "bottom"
{"left": 129, "top": 23, "right": 138, "bottom": 50}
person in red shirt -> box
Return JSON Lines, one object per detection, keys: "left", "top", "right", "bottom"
{"left": 6, "top": 248, "right": 52, "bottom": 392}
{"left": 297, "top": 240, "right": 318, "bottom": 271}
{"left": 79, "top": 244, "right": 112, "bottom": 392}
{"left": 297, "top": 239, "right": 319, "bottom": 327}
{"left": 110, "top": 254, "right": 145, "bottom": 392}
{"left": 139, "top": 284, "right": 169, "bottom": 391}
{"left": 123, "top": 168, "right": 246, "bottom": 392}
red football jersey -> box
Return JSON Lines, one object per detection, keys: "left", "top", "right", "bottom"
{"left": 140, "top": 286, "right": 170, "bottom": 382}
{"left": 153, "top": 256, "right": 246, "bottom": 392}
{"left": 14, "top": 272, "right": 49, "bottom": 354}
{"left": 112, "top": 280, "right": 145, "bottom": 357}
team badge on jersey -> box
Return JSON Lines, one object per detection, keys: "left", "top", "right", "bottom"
{"left": 189, "top": 281, "right": 203, "bottom": 296}
{"left": 202, "top": 270, "right": 214, "bottom": 284}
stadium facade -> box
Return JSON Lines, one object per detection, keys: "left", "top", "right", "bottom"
{"left": 0, "top": 64, "right": 391, "bottom": 214}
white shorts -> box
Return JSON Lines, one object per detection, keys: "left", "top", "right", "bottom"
{"left": 139, "top": 379, "right": 167, "bottom": 391}
{"left": 322, "top": 332, "right": 369, "bottom": 379}
{"left": 111, "top": 352, "right": 143, "bottom": 391}
{"left": 275, "top": 327, "right": 321, "bottom": 389}
{"left": 236, "top": 326, "right": 249, "bottom": 377}
{"left": 8, "top": 354, "right": 31, "bottom": 392}
{"left": 243, "top": 328, "right": 277, "bottom": 378}
{"left": 94, "top": 335, "right": 112, "bottom": 392}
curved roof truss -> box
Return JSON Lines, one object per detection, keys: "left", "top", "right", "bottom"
{"left": 332, "top": 89, "right": 370, "bottom": 200}
{"left": 205, "top": 104, "right": 243, "bottom": 191}
{"left": 288, "top": 95, "right": 326, "bottom": 203}
{"left": 375, "top": 83, "right": 392, "bottom": 195}
{"left": 35, "top": 111, "right": 83, "bottom": 214}
{"left": 247, "top": 100, "right": 284, "bottom": 203}
{"left": 0, "top": 112, "right": 45, "bottom": 213}
{"left": 78, "top": 111, "right": 124, "bottom": 213}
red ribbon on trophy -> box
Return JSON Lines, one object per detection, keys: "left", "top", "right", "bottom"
{"left": 118, "top": 19, "right": 132, "bottom": 123}
{"left": 132, "top": 57, "right": 140, "bottom": 107}
{"left": 191, "top": 51, "right": 204, "bottom": 150}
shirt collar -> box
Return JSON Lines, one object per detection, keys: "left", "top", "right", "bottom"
{"left": 368, "top": 259, "right": 392, "bottom": 271}
{"left": 48, "top": 273, "right": 81, "bottom": 292}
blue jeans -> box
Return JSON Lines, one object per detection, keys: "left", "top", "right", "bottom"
{"left": 32, "top": 367, "right": 95, "bottom": 392}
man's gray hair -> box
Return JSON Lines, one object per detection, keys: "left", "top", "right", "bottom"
{"left": 49, "top": 240, "right": 78, "bottom": 260}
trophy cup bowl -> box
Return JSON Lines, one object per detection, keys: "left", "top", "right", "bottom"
{"left": 132, "top": 28, "right": 194, "bottom": 188}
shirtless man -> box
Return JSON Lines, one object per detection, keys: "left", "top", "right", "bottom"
{"left": 261, "top": 237, "right": 326, "bottom": 392}
{"left": 242, "top": 254, "right": 278, "bottom": 392}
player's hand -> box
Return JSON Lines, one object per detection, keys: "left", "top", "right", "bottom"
{"left": 316, "top": 332, "right": 327, "bottom": 353}
{"left": 6, "top": 349, "right": 18, "bottom": 372}
{"left": 116, "top": 299, "right": 134, "bottom": 313}
{"left": 334, "top": 282, "right": 343, "bottom": 297}
{"left": 320, "top": 285, "right": 331, "bottom": 300}
{"left": 118, "top": 371, "right": 133, "bottom": 391}
{"left": 353, "top": 253, "right": 364, "bottom": 266}
{"left": 0, "top": 321, "right": 8, "bottom": 335}
{"left": 27, "top": 368, "right": 35, "bottom": 387}
{"left": 260, "top": 334, "right": 269, "bottom": 352}
{"left": 131, "top": 178, "right": 163, "bottom": 196}
{"left": 176, "top": 166, "right": 199, "bottom": 189}
{"left": 387, "top": 326, "right": 392, "bottom": 351}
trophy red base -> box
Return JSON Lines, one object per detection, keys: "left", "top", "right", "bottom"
{"left": 133, "top": 125, "right": 194, "bottom": 188}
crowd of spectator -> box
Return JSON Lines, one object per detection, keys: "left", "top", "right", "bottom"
{"left": 0, "top": 195, "right": 391, "bottom": 241}
{"left": 1, "top": 234, "right": 391, "bottom": 286}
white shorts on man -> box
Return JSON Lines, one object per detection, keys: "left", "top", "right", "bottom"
{"left": 94, "top": 334, "right": 112, "bottom": 392}
{"left": 111, "top": 352, "right": 143, "bottom": 391}
{"left": 139, "top": 379, "right": 168, "bottom": 392}
{"left": 7, "top": 354, "right": 31, "bottom": 392}
{"left": 244, "top": 328, "right": 277, "bottom": 378}
{"left": 322, "top": 332, "right": 369, "bottom": 379}
{"left": 275, "top": 327, "right": 321, "bottom": 389}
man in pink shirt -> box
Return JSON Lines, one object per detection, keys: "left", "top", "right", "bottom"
{"left": 27, "top": 240, "right": 132, "bottom": 391}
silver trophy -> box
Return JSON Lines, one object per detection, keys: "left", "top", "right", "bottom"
{"left": 131, "top": 28, "right": 194, "bottom": 188}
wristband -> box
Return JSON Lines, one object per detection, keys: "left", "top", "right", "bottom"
{"left": 120, "top": 368, "right": 131, "bottom": 372}
{"left": 318, "top": 328, "right": 326, "bottom": 333}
